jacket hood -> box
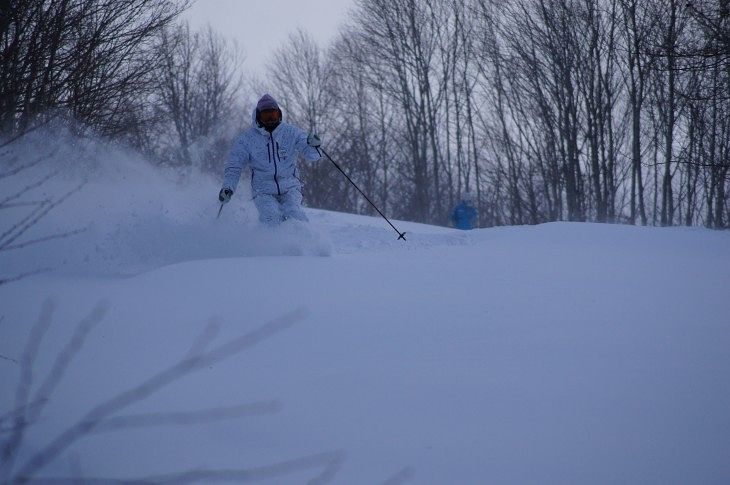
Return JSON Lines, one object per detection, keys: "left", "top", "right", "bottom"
{"left": 256, "top": 94, "right": 279, "bottom": 111}
{"left": 251, "top": 95, "right": 283, "bottom": 134}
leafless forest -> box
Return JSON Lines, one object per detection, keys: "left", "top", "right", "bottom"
{"left": 2, "top": 0, "right": 729, "bottom": 228}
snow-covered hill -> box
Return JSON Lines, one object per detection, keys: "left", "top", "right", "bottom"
{"left": 1, "top": 140, "right": 729, "bottom": 483}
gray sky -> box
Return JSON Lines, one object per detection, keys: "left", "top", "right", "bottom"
{"left": 184, "top": 0, "right": 355, "bottom": 75}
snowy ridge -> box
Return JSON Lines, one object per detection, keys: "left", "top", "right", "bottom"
{"left": 1, "top": 135, "right": 730, "bottom": 483}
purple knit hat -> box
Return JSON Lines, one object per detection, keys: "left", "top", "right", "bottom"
{"left": 256, "top": 94, "right": 279, "bottom": 112}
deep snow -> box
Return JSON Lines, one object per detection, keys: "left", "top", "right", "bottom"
{"left": 1, "top": 138, "right": 730, "bottom": 484}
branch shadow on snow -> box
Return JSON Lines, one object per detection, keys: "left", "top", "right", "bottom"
{"left": 0, "top": 144, "right": 88, "bottom": 286}
{"left": 0, "top": 300, "right": 350, "bottom": 483}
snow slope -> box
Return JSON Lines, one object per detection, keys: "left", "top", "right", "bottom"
{"left": 1, "top": 139, "right": 730, "bottom": 484}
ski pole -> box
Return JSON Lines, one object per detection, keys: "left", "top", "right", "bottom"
{"left": 320, "top": 147, "right": 406, "bottom": 241}
{"left": 216, "top": 203, "right": 225, "bottom": 219}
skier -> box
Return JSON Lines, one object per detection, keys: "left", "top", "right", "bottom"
{"left": 218, "top": 94, "right": 322, "bottom": 225}
{"left": 450, "top": 192, "right": 478, "bottom": 230}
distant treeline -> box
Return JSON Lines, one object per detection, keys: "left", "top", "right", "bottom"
{"left": 2, "top": 0, "right": 728, "bottom": 228}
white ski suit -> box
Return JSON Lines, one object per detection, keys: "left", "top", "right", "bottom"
{"left": 222, "top": 109, "right": 321, "bottom": 224}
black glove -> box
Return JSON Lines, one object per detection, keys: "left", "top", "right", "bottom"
{"left": 219, "top": 188, "right": 233, "bottom": 203}
{"left": 307, "top": 133, "right": 322, "bottom": 147}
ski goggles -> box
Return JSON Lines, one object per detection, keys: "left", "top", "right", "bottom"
{"left": 258, "top": 109, "right": 281, "bottom": 124}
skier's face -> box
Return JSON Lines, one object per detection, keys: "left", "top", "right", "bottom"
{"left": 258, "top": 109, "right": 281, "bottom": 128}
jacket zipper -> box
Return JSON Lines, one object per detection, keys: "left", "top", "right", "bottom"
{"left": 268, "top": 133, "right": 281, "bottom": 196}
{"left": 275, "top": 141, "right": 287, "bottom": 185}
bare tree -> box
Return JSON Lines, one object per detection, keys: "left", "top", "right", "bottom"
{"left": 152, "top": 22, "right": 244, "bottom": 171}
{"left": 617, "top": 0, "right": 656, "bottom": 225}
{"left": 349, "top": 0, "right": 454, "bottom": 223}
{"left": 0, "top": 0, "right": 189, "bottom": 139}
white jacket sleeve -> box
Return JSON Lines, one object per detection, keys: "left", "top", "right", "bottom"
{"left": 222, "top": 135, "right": 250, "bottom": 191}
{"left": 294, "top": 127, "right": 322, "bottom": 163}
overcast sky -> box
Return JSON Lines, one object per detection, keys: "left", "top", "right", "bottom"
{"left": 183, "top": 0, "right": 355, "bottom": 75}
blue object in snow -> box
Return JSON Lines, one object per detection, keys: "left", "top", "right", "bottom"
{"left": 451, "top": 201, "right": 477, "bottom": 230}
